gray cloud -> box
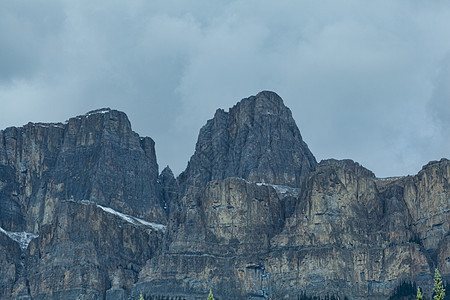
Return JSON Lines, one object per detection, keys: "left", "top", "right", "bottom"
{"left": 429, "top": 53, "right": 450, "bottom": 128}
{"left": 1, "top": 0, "right": 450, "bottom": 177}
{"left": 0, "top": 1, "right": 64, "bottom": 81}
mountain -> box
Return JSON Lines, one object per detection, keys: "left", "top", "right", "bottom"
{"left": 178, "top": 91, "right": 317, "bottom": 191}
{"left": 0, "top": 92, "right": 449, "bottom": 299}
{"left": 0, "top": 108, "right": 166, "bottom": 299}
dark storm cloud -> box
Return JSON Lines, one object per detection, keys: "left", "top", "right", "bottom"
{"left": 1, "top": 0, "right": 449, "bottom": 177}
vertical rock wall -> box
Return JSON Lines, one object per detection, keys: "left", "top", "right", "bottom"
{"left": 0, "top": 108, "right": 166, "bottom": 299}
{"left": 0, "top": 93, "right": 449, "bottom": 299}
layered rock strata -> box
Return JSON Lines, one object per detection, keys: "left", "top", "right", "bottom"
{"left": 0, "top": 108, "right": 166, "bottom": 299}
{"left": 0, "top": 92, "right": 449, "bottom": 300}
{"left": 135, "top": 92, "right": 449, "bottom": 299}
{"left": 178, "top": 91, "right": 317, "bottom": 191}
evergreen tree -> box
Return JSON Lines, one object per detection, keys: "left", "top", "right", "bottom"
{"left": 208, "top": 289, "right": 214, "bottom": 300}
{"left": 417, "top": 287, "right": 423, "bottom": 300}
{"left": 434, "top": 269, "right": 446, "bottom": 300}
{"left": 138, "top": 293, "right": 144, "bottom": 300}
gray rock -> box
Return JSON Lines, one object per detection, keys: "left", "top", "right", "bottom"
{"left": 106, "top": 288, "right": 126, "bottom": 300}
{"left": 0, "top": 229, "right": 22, "bottom": 299}
{"left": 178, "top": 91, "right": 317, "bottom": 192}
{"left": 0, "top": 92, "right": 449, "bottom": 300}
{"left": 159, "top": 166, "right": 179, "bottom": 217}
{"left": 0, "top": 108, "right": 166, "bottom": 299}
{"left": 25, "top": 201, "right": 164, "bottom": 299}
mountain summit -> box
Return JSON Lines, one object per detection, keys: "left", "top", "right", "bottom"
{"left": 0, "top": 92, "right": 449, "bottom": 299}
{"left": 179, "top": 91, "right": 317, "bottom": 191}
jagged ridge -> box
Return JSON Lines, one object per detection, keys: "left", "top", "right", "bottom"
{"left": 0, "top": 91, "right": 449, "bottom": 300}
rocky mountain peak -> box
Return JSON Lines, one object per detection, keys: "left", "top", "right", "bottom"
{"left": 179, "top": 91, "right": 317, "bottom": 190}
{"left": 318, "top": 159, "right": 376, "bottom": 178}
{"left": 0, "top": 108, "right": 166, "bottom": 232}
{"left": 65, "top": 108, "right": 135, "bottom": 144}
{"left": 2, "top": 92, "right": 449, "bottom": 300}
{"left": 158, "top": 166, "right": 178, "bottom": 215}
{"left": 160, "top": 166, "right": 175, "bottom": 179}
{"left": 231, "top": 90, "right": 288, "bottom": 118}
{"left": 419, "top": 158, "right": 449, "bottom": 173}
{"left": 84, "top": 107, "right": 113, "bottom": 115}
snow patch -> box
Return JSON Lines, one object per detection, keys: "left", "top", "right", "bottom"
{"left": 0, "top": 227, "right": 38, "bottom": 250}
{"left": 72, "top": 109, "right": 111, "bottom": 120}
{"left": 19, "top": 163, "right": 27, "bottom": 173}
{"left": 81, "top": 199, "right": 95, "bottom": 205}
{"left": 85, "top": 109, "right": 111, "bottom": 117}
{"left": 255, "top": 182, "right": 300, "bottom": 195}
{"left": 96, "top": 205, "right": 166, "bottom": 232}
{"left": 35, "top": 123, "right": 65, "bottom": 129}
{"left": 375, "top": 176, "right": 403, "bottom": 182}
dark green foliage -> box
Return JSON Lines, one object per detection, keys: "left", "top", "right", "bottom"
{"left": 389, "top": 281, "right": 417, "bottom": 299}
{"left": 433, "top": 269, "right": 445, "bottom": 300}
{"left": 207, "top": 289, "right": 214, "bottom": 300}
{"left": 417, "top": 287, "right": 423, "bottom": 300}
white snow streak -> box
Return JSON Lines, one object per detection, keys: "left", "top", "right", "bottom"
{"left": 255, "top": 182, "right": 301, "bottom": 195}
{"left": 0, "top": 226, "right": 39, "bottom": 250}
{"left": 96, "top": 205, "right": 166, "bottom": 232}
{"left": 85, "top": 109, "right": 110, "bottom": 117}
{"left": 375, "top": 176, "right": 403, "bottom": 182}
{"left": 35, "top": 123, "right": 65, "bottom": 129}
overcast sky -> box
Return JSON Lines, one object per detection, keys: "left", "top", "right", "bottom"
{"left": 1, "top": 1, "right": 449, "bottom": 178}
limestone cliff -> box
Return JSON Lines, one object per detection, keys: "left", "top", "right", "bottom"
{"left": 0, "top": 108, "right": 166, "bottom": 299}
{"left": 178, "top": 91, "right": 317, "bottom": 191}
{"left": 0, "top": 108, "right": 165, "bottom": 231}
{"left": 0, "top": 92, "right": 449, "bottom": 300}
{"left": 139, "top": 92, "right": 317, "bottom": 299}
{"left": 135, "top": 92, "right": 449, "bottom": 299}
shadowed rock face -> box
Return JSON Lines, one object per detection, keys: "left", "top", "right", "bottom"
{"left": 142, "top": 92, "right": 318, "bottom": 299}
{"left": 138, "top": 177, "right": 285, "bottom": 299}
{"left": 179, "top": 91, "right": 317, "bottom": 192}
{"left": 26, "top": 201, "right": 164, "bottom": 300}
{"left": 0, "top": 108, "right": 166, "bottom": 299}
{"left": 45, "top": 109, "right": 164, "bottom": 223}
{"left": 136, "top": 93, "right": 449, "bottom": 300}
{"left": 142, "top": 155, "right": 448, "bottom": 299}
{"left": 0, "top": 108, "right": 165, "bottom": 231}
{"left": 266, "top": 160, "right": 423, "bottom": 298}
{"left": 0, "top": 229, "right": 22, "bottom": 299}
{"left": 0, "top": 92, "right": 449, "bottom": 300}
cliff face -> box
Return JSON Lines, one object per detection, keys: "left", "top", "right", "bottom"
{"left": 0, "top": 108, "right": 165, "bottom": 230}
{"left": 0, "top": 92, "right": 449, "bottom": 300}
{"left": 138, "top": 177, "right": 286, "bottom": 299}
{"left": 138, "top": 92, "right": 317, "bottom": 299}
{"left": 0, "top": 108, "right": 166, "bottom": 299}
{"left": 178, "top": 91, "right": 317, "bottom": 191}
{"left": 266, "top": 160, "right": 430, "bottom": 298}
{"left": 0, "top": 228, "right": 22, "bottom": 299}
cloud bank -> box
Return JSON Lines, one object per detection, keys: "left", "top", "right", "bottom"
{"left": 1, "top": 0, "right": 450, "bottom": 177}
